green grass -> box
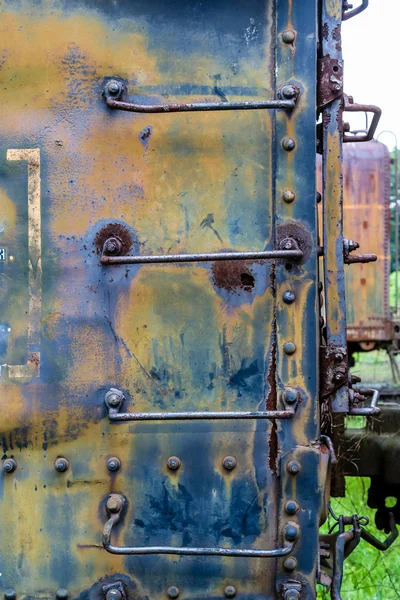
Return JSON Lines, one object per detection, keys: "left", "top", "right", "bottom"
{"left": 316, "top": 348, "right": 400, "bottom": 598}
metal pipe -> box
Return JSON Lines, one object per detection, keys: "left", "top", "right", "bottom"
{"left": 106, "top": 97, "right": 297, "bottom": 114}
{"left": 103, "top": 510, "right": 295, "bottom": 557}
{"left": 108, "top": 408, "right": 296, "bottom": 421}
{"left": 101, "top": 248, "right": 303, "bottom": 265}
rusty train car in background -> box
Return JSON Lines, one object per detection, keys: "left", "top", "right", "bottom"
{"left": 331, "top": 138, "right": 400, "bottom": 535}
{"left": 0, "top": 1, "right": 398, "bottom": 600}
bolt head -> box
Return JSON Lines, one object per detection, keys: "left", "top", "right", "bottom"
{"left": 107, "top": 80, "right": 122, "bottom": 96}
{"left": 282, "top": 137, "right": 296, "bottom": 152}
{"left": 283, "top": 342, "right": 296, "bottom": 356}
{"left": 105, "top": 389, "right": 124, "bottom": 407}
{"left": 167, "top": 456, "right": 181, "bottom": 471}
{"left": 283, "top": 556, "right": 298, "bottom": 571}
{"left": 106, "top": 494, "right": 123, "bottom": 513}
{"left": 281, "top": 85, "right": 297, "bottom": 99}
{"left": 55, "top": 458, "right": 69, "bottom": 473}
{"left": 287, "top": 460, "right": 301, "bottom": 475}
{"left": 104, "top": 237, "right": 122, "bottom": 256}
{"left": 224, "top": 586, "right": 237, "bottom": 598}
{"left": 107, "top": 457, "right": 121, "bottom": 472}
{"left": 4, "top": 590, "right": 16, "bottom": 600}
{"left": 3, "top": 458, "right": 17, "bottom": 473}
{"left": 282, "top": 30, "right": 296, "bottom": 44}
{"left": 282, "top": 290, "right": 296, "bottom": 304}
{"left": 316, "top": 191, "right": 322, "bottom": 203}
{"left": 334, "top": 372, "right": 343, "bottom": 382}
{"left": 335, "top": 353, "right": 344, "bottom": 363}
{"left": 283, "top": 388, "right": 298, "bottom": 405}
{"left": 222, "top": 456, "right": 237, "bottom": 471}
{"left": 284, "top": 591, "right": 300, "bottom": 600}
{"left": 285, "top": 500, "right": 299, "bottom": 515}
{"left": 106, "top": 590, "right": 122, "bottom": 600}
{"left": 282, "top": 189, "right": 295, "bottom": 203}
{"left": 284, "top": 522, "right": 300, "bottom": 542}
{"left": 56, "top": 589, "right": 68, "bottom": 600}
{"left": 167, "top": 587, "right": 180, "bottom": 599}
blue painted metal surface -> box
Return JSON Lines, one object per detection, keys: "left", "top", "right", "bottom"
{"left": 0, "top": 1, "right": 332, "bottom": 598}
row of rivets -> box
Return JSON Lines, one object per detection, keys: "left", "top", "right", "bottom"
{"left": 5, "top": 588, "right": 238, "bottom": 600}
{"left": 167, "top": 456, "right": 237, "bottom": 472}
{"left": 4, "top": 590, "right": 68, "bottom": 600}
{"left": 3, "top": 456, "right": 124, "bottom": 474}
{"left": 166, "top": 585, "right": 237, "bottom": 598}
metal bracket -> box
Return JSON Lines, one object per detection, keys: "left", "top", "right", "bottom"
{"left": 317, "top": 56, "right": 343, "bottom": 109}
{"left": 320, "top": 345, "right": 347, "bottom": 399}
{"left": 103, "top": 80, "right": 300, "bottom": 113}
{"left": 102, "top": 494, "right": 297, "bottom": 558}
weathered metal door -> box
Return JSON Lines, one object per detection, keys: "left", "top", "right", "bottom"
{"left": 0, "top": 1, "right": 321, "bottom": 598}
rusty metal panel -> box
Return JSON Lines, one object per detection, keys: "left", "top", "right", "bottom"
{"left": 343, "top": 140, "right": 391, "bottom": 341}
{"left": 0, "top": 1, "right": 322, "bottom": 599}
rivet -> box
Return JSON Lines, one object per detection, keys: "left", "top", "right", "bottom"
{"left": 285, "top": 500, "right": 299, "bottom": 515}
{"left": 167, "top": 456, "right": 181, "bottom": 471}
{"left": 287, "top": 460, "right": 301, "bottom": 475}
{"left": 333, "top": 372, "right": 343, "bottom": 382}
{"left": 167, "top": 587, "right": 180, "bottom": 599}
{"left": 222, "top": 456, "right": 237, "bottom": 471}
{"left": 4, "top": 590, "right": 16, "bottom": 600}
{"left": 282, "top": 30, "right": 296, "bottom": 44}
{"left": 282, "top": 388, "right": 298, "bottom": 405}
{"left": 106, "top": 590, "right": 122, "bottom": 600}
{"left": 107, "top": 80, "right": 122, "bottom": 96}
{"left": 283, "top": 342, "right": 296, "bottom": 355}
{"left": 55, "top": 457, "right": 69, "bottom": 473}
{"left": 281, "top": 85, "right": 297, "bottom": 100}
{"left": 106, "top": 494, "right": 123, "bottom": 513}
{"left": 282, "top": 137, "right": 296, "bottom": 152}
{"left": 56, "top": 589, "right": 69, "bottom": 600}
{"left": 282, "top": 290, "right": 296, "bottom": 304}
{"left": 334, "top": 353, "right": 344, "bottom": 363}
{"left": 224, "top": 586, "right": 237, "bottom": 598}
{"left": 284, "top": 523, "right": 300, "bottom": 542}
{"left": 3, "top": 458, "right": 17, "bottom": 473}
{"left": 282, "top": 189, "right": 295, "bottom": 203}
{"left": 283, "top": 556, "right": 298, "bottom": 571}
{"left": 316, "top": 191, "right": 322, "bottom": 203}
{"left": 107, "top": 457, "right": 121, "bottom": 472}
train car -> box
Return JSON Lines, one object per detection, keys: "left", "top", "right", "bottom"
{"left": 0, "top": 1, "right": 395, "bottom": 599}
{"left": 343, "top": 140, "right": 400, "bottom": 357}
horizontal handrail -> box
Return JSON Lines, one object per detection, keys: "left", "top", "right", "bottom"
{"left": 107, "top": 408, "right": 297, "bottom": 421}
{"left": 103, "top": 494, "right": 297, "bottom": 558}
{"left": 104, "top": 81, "right": 300, "bottom": 114}
{"left": 101, "top": 247, "right": 303, "bottom": 266}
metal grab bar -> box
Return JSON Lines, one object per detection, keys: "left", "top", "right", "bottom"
{"left": 102, "top": 494, "right": 297, "bottom": 558}
{"left": 100, "top": 238, "right": 303, "bottom": 266}
{"left": 349, "top": 387, "right": 380, "bottom": 416}
{"left": 107, "top": 408, "right": 297, "bottom": 422}
{"left": 103, "top": 81, "right": 300, "bottom": 114}
{"left": 104, "top": 389, "right": 298, "bottom": 421}
{"left": 343, "top": 97, "right": 381, "bottom": 143}
{"left": 342, "top": 0, "right": 369, "bottom": 21}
